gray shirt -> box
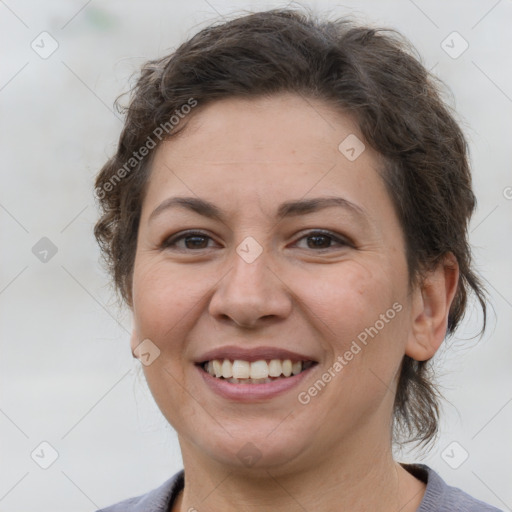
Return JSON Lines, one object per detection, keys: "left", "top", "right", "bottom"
{"left": 96, "top": 464, "right": 503, "bottom": 511}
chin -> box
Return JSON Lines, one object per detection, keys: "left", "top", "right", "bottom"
{"left": 183, "top": 420, "right": 311, "bottom": 472}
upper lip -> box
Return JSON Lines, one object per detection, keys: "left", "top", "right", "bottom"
{"left": 195, "top": 345, "right": 317, "bottom": 363}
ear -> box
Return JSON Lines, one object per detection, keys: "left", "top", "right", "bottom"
{"left": 406, "top": 253, "right": 459, "bottom": 361}
{"left": 130, "top": 329, "right": 140, "bottom": 358}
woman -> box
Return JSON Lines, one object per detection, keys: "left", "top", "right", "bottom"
{"left": 94, "top": 9, "right": 501, "bottom": 512}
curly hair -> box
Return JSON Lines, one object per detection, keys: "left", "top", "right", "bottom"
{"left": 94, "top": 8, "right": 487, "bottom": 446}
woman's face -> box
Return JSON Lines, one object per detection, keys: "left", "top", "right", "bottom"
{"left": 132, "top": 94, "right": 419, "bottom": 472}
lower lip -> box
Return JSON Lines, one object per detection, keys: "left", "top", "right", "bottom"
{"left": 197, "top": 365, "right": 316, "bottom": 402}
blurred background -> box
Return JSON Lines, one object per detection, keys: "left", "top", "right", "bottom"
{"left": 0, "top": 1, "right": 511, "bottom": 510}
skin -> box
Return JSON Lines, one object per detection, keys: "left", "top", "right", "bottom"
{"left": 130, "top": 94, "right": 459, "bottom": 511}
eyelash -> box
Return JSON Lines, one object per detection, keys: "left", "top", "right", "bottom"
{"left": 161, "top": 229, "right": 352, "bottom": 251}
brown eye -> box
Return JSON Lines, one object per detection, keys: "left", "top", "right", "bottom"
{"left": 295, "top": 230, "right": 350, "bottom": 250}
{"left": 162, "top": 231, "right": 216, "bottom": 250}
{"left": 182, "top": 235, "right": 209, "bottom": 249}
{"left": 306, "top": 234, "right": 333, "bottom": 249}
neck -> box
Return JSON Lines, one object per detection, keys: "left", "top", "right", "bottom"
{"left": 174, "top": 432, "right": 425, "bottom": 512}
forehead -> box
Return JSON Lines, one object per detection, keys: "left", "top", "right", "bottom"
{"left": 161, "top": 94, "right": 363, "bottom": 165}
{"left": 142, "top": 93, "right": 391, "bottom": 226}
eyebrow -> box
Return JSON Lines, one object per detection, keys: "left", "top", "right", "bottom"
{"left": 148, "top": 195, "right": 368, "bottom": 224}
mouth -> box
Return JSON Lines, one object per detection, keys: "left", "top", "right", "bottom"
{"left": 198, "top": 358, "right": 317, "bottom": 384}
{"left": 194, "top": 346, "right": 319, "bottom": 400}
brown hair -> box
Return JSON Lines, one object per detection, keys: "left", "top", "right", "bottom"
{"left": 94, "top": 8, "right": 486, "bottom": 446}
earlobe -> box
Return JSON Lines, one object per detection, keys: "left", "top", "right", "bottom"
{"left": 406, "top": 253, "right": 459, "bottom": 361}
{"left": 130, "top": 329, "right": 140, "bottom": 358}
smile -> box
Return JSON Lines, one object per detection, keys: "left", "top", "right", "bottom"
{"left": 201, "top": 358, "right": 316, "bottom": 384}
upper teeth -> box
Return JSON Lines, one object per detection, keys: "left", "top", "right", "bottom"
{"left": 205, "top": 359, "right": 308, "bottom": 379}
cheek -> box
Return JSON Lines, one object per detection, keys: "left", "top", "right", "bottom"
{"left": 301, "top": 262, "right": 395, "bottom": 330}
{"left": 132, "top": 259, "right": 189, "bottom": 338}
{"left": 131, "top": 257, "right": 219, "bottom": 348}
{"left": 131, "top": 259, "right": 205, "bottom": 428}
{"left": 294, "top": 261, "right": 408, "bottom": 369}
{"left": 295, "top": 264, "right": 408, "bottom": 422}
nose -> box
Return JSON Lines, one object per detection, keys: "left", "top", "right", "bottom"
{"left": 208, "top": 248, "right": 293, "bottom": 329}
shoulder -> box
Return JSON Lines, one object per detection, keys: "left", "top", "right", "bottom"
{"left": 407, "top": 464, "right": 504, "bottom": 512}
{"left": 94, "top": 466, "right": 503, "bottom": 512}
{"left": 95, "top": 471, "right": 184, "bottom": 512}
